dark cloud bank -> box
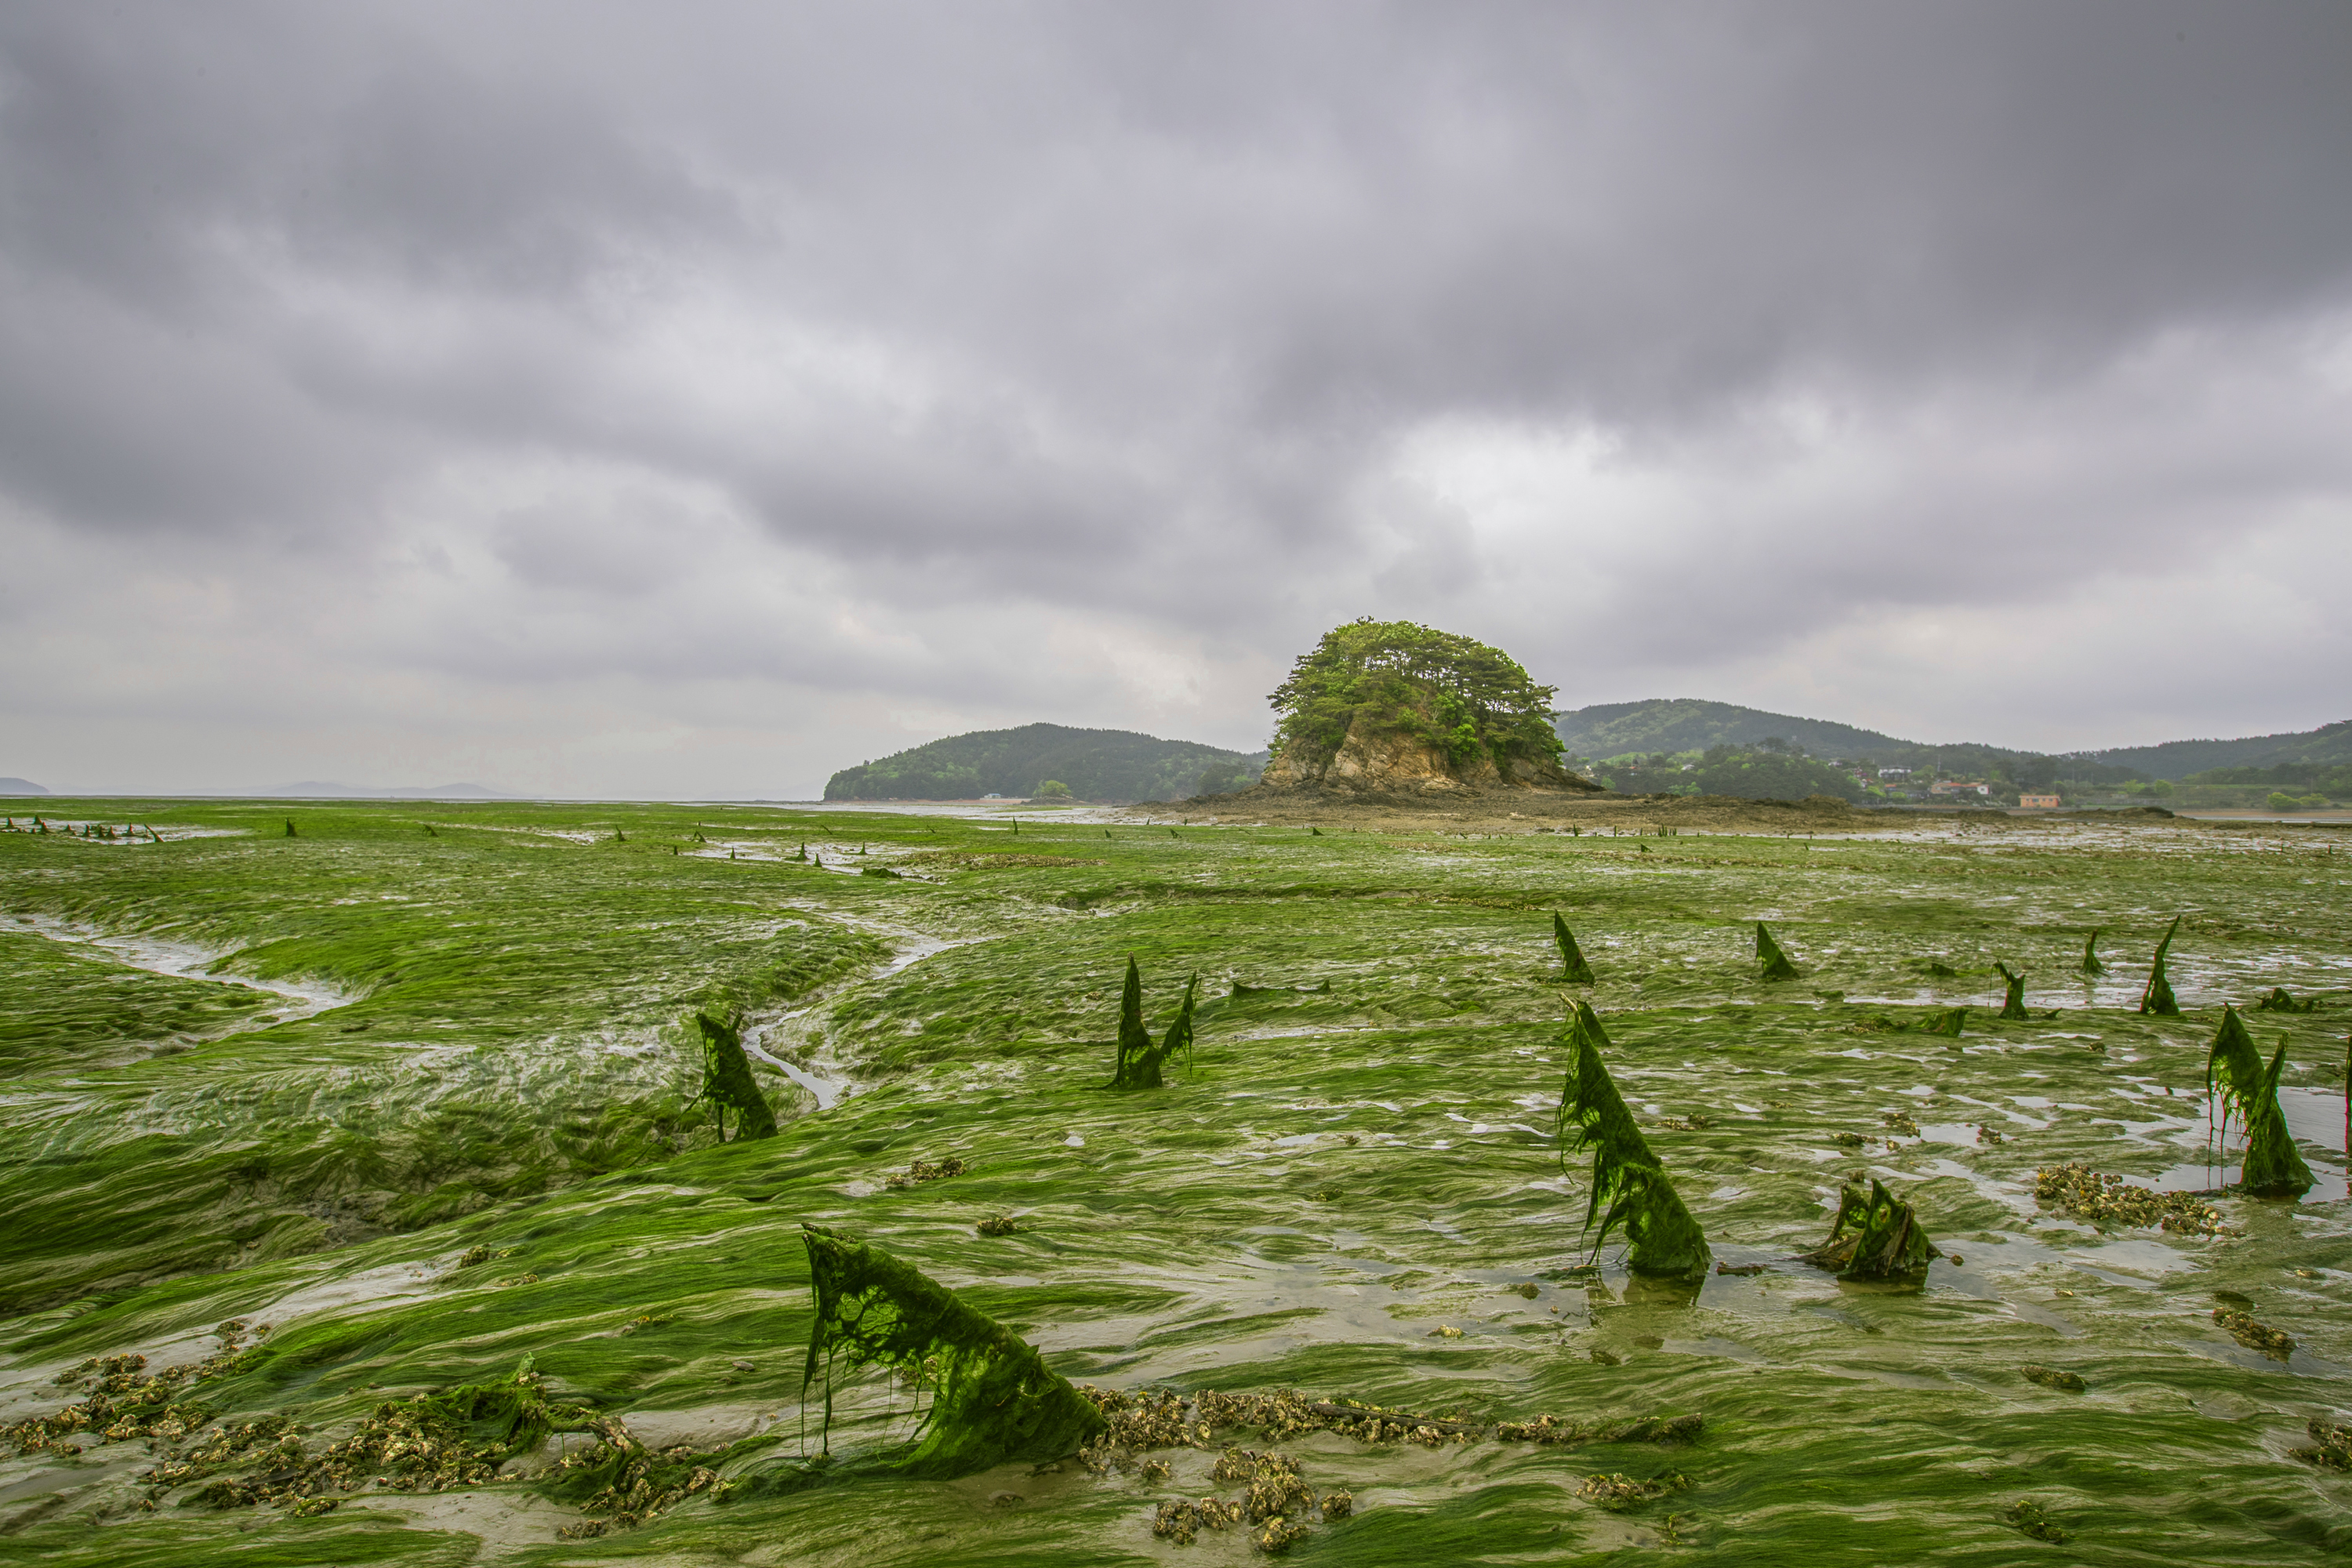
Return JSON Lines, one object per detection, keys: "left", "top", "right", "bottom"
{"left": 2, "top": 2, "right": 2347, "bottom": 796}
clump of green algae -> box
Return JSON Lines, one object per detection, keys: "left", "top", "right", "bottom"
{"left": 1108, "top": 956, "right": 1197, "bottom": 1089}
{"left": 2140, "top": 915, "right": 2183, "bottom": 1015}
{"left": 1994, "top": 962, "right": 2030, "bottom": 1021}
{"left": 1797, "top": 1178, "right": 1942, "bottom": 1280}
{"left": 1553, "top": 913, "right": 1595, "bottom": 985}
{"left": 1755, "top": 921, "right": 1801, "bottom": 982}
{"left": 798, "top": 1222, "right": 1105, "bottom": 1476}
{"left": 2205, "top": 1005, "right": 2314, "bottom": 1196}
{"left": 694, "top": 1009, "right": 778, "bottom": 1142}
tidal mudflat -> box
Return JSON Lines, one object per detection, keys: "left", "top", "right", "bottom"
{"left": 2, "top": 800, "right": 2347, "bottom": 1563}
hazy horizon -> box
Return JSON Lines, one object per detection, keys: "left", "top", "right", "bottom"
{"left": 5, "top": 3, "right": 2348, "bottom": 798}
{"left": 8, "top": 697, "right": 2345, "bottom": 801}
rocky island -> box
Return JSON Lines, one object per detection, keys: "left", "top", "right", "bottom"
{"left": 1243, "top": 619, "right": 1599, "bottom": 800}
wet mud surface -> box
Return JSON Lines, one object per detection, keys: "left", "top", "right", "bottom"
{"left": 1, "top": 800, "right": 2347, "bottom": 1563}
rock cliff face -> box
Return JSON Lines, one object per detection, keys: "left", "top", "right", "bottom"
{"left": 1257, "top": 713, "right": 1599, "bottom": 799}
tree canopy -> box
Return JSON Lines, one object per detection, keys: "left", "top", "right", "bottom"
{"left": 1269, "top": 619, "right": 1562, "bottom": 769}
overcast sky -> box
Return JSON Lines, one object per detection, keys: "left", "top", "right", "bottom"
{"left": 4, "top": 2, "right": 2348, "bottom": 797}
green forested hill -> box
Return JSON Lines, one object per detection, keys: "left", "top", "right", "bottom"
{"left": 824, "top": 724, "right": 1265, "bottom": 801}
{"left": 1555, "top": 699, "right": 1912, "bottom": 761}
{"left": 1557, "top": 699, "right": 2351, "bottom": 782}
{"left": 2088, "top": 718, "right": 2352, "bottom": 779}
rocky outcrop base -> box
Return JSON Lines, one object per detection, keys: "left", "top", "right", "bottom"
{"left": 1253, "top": 717, "right": 1599, "bottom": 803}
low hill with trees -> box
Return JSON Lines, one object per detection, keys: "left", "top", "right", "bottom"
{"left": 1556, "top": 699, "right": 1913, "bottom": 762}
{"left": 1557, "top": 699, "right": 2350, "bottom": 804}
{"left": 824, "top": 724, "right": 1263, "bottom": 802}
{"left": 2084, "top": 717, "right": 2352, "bottom": 780}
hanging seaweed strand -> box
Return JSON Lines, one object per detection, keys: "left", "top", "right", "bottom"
{"left": 2205, "top": 1005, "right": 2313, "bottom": 1197}
{"left": 2139, "top": 916, "right": 2183, "bottom": 1016}
{"left": 2080, "top": 928, "right": 2104, "bottom": 975}
{"left": 1756, "top": 922, "right": 1800, "bottom": 982}
{"left": 1553, "top": 913, "right": 1595, "bottom": 985}
{"left": 1555, "top": 1002, "right": 1711, "bottom": 1278}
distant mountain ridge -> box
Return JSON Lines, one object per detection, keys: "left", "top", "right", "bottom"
{"left": 1555, "top": 699, "right": 1915, "bottom": 762}
{"left": 2081, "top": 719, "right": 2352, "bottom": 779}
{"left": 826, "top": 724, "right": 1265, "bottom": 802}
{"left": 1555, "top": 699, "right": 2351, "bottom": 781}
{"left": 0, "top": 777, "right": 47, "bottom": 796}
{"left": 252, "top": 782, "right": 512, "bottom": 798}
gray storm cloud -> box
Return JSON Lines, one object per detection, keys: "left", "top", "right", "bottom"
{"left": 2, "top": 2, "right": 2347, "bottom": 795}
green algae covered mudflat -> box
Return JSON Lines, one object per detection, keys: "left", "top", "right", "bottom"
{"left": 2, "top": 799, "right": 2348, "bottom": 1563}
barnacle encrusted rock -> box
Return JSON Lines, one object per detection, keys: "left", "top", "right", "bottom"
{"left": 2033, "top": 1164, "right": 2225, "bottom": 1236}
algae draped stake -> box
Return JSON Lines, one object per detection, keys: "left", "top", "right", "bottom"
{"left": 2205, "top": 1005, "right": 2314, "bottom": 1196}
{"left": 1555, "top": 1001, "right": 1711, "bottom": 1277}
{"left": 797, "top": 1223, "right": 1105, "bottom": 1475}
{"left": 1755, "top": 922, "right": 1801, "bottom": 982}
{"left": 1994, "top": 962, "right": 2030, "bottom": 1021}
{"left": 1552, "top": 912, "right": 1595, "bottom": 985}
{"left": 1922, "top": 1006, "right": 1968, "bottom": 1038}
{"left": 694, "top": 1009, "right": 779, "bottom": 1142}
{"left": 1795, "top": 1178, "right": 1941, "bottom": 1281}
{"left": 1107, "top": 955, "right": 1197, "bottom": 1089}
{"left": 2255, "top": 985, "right": 2318, "bottom": 1013}
{"left": 2139, "top": 915, "right": 2184, "bottom": 1015}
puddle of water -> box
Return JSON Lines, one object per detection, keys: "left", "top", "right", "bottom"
{"left": 2151, "top": 1160, "right": 2352, "bottom": 1202}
